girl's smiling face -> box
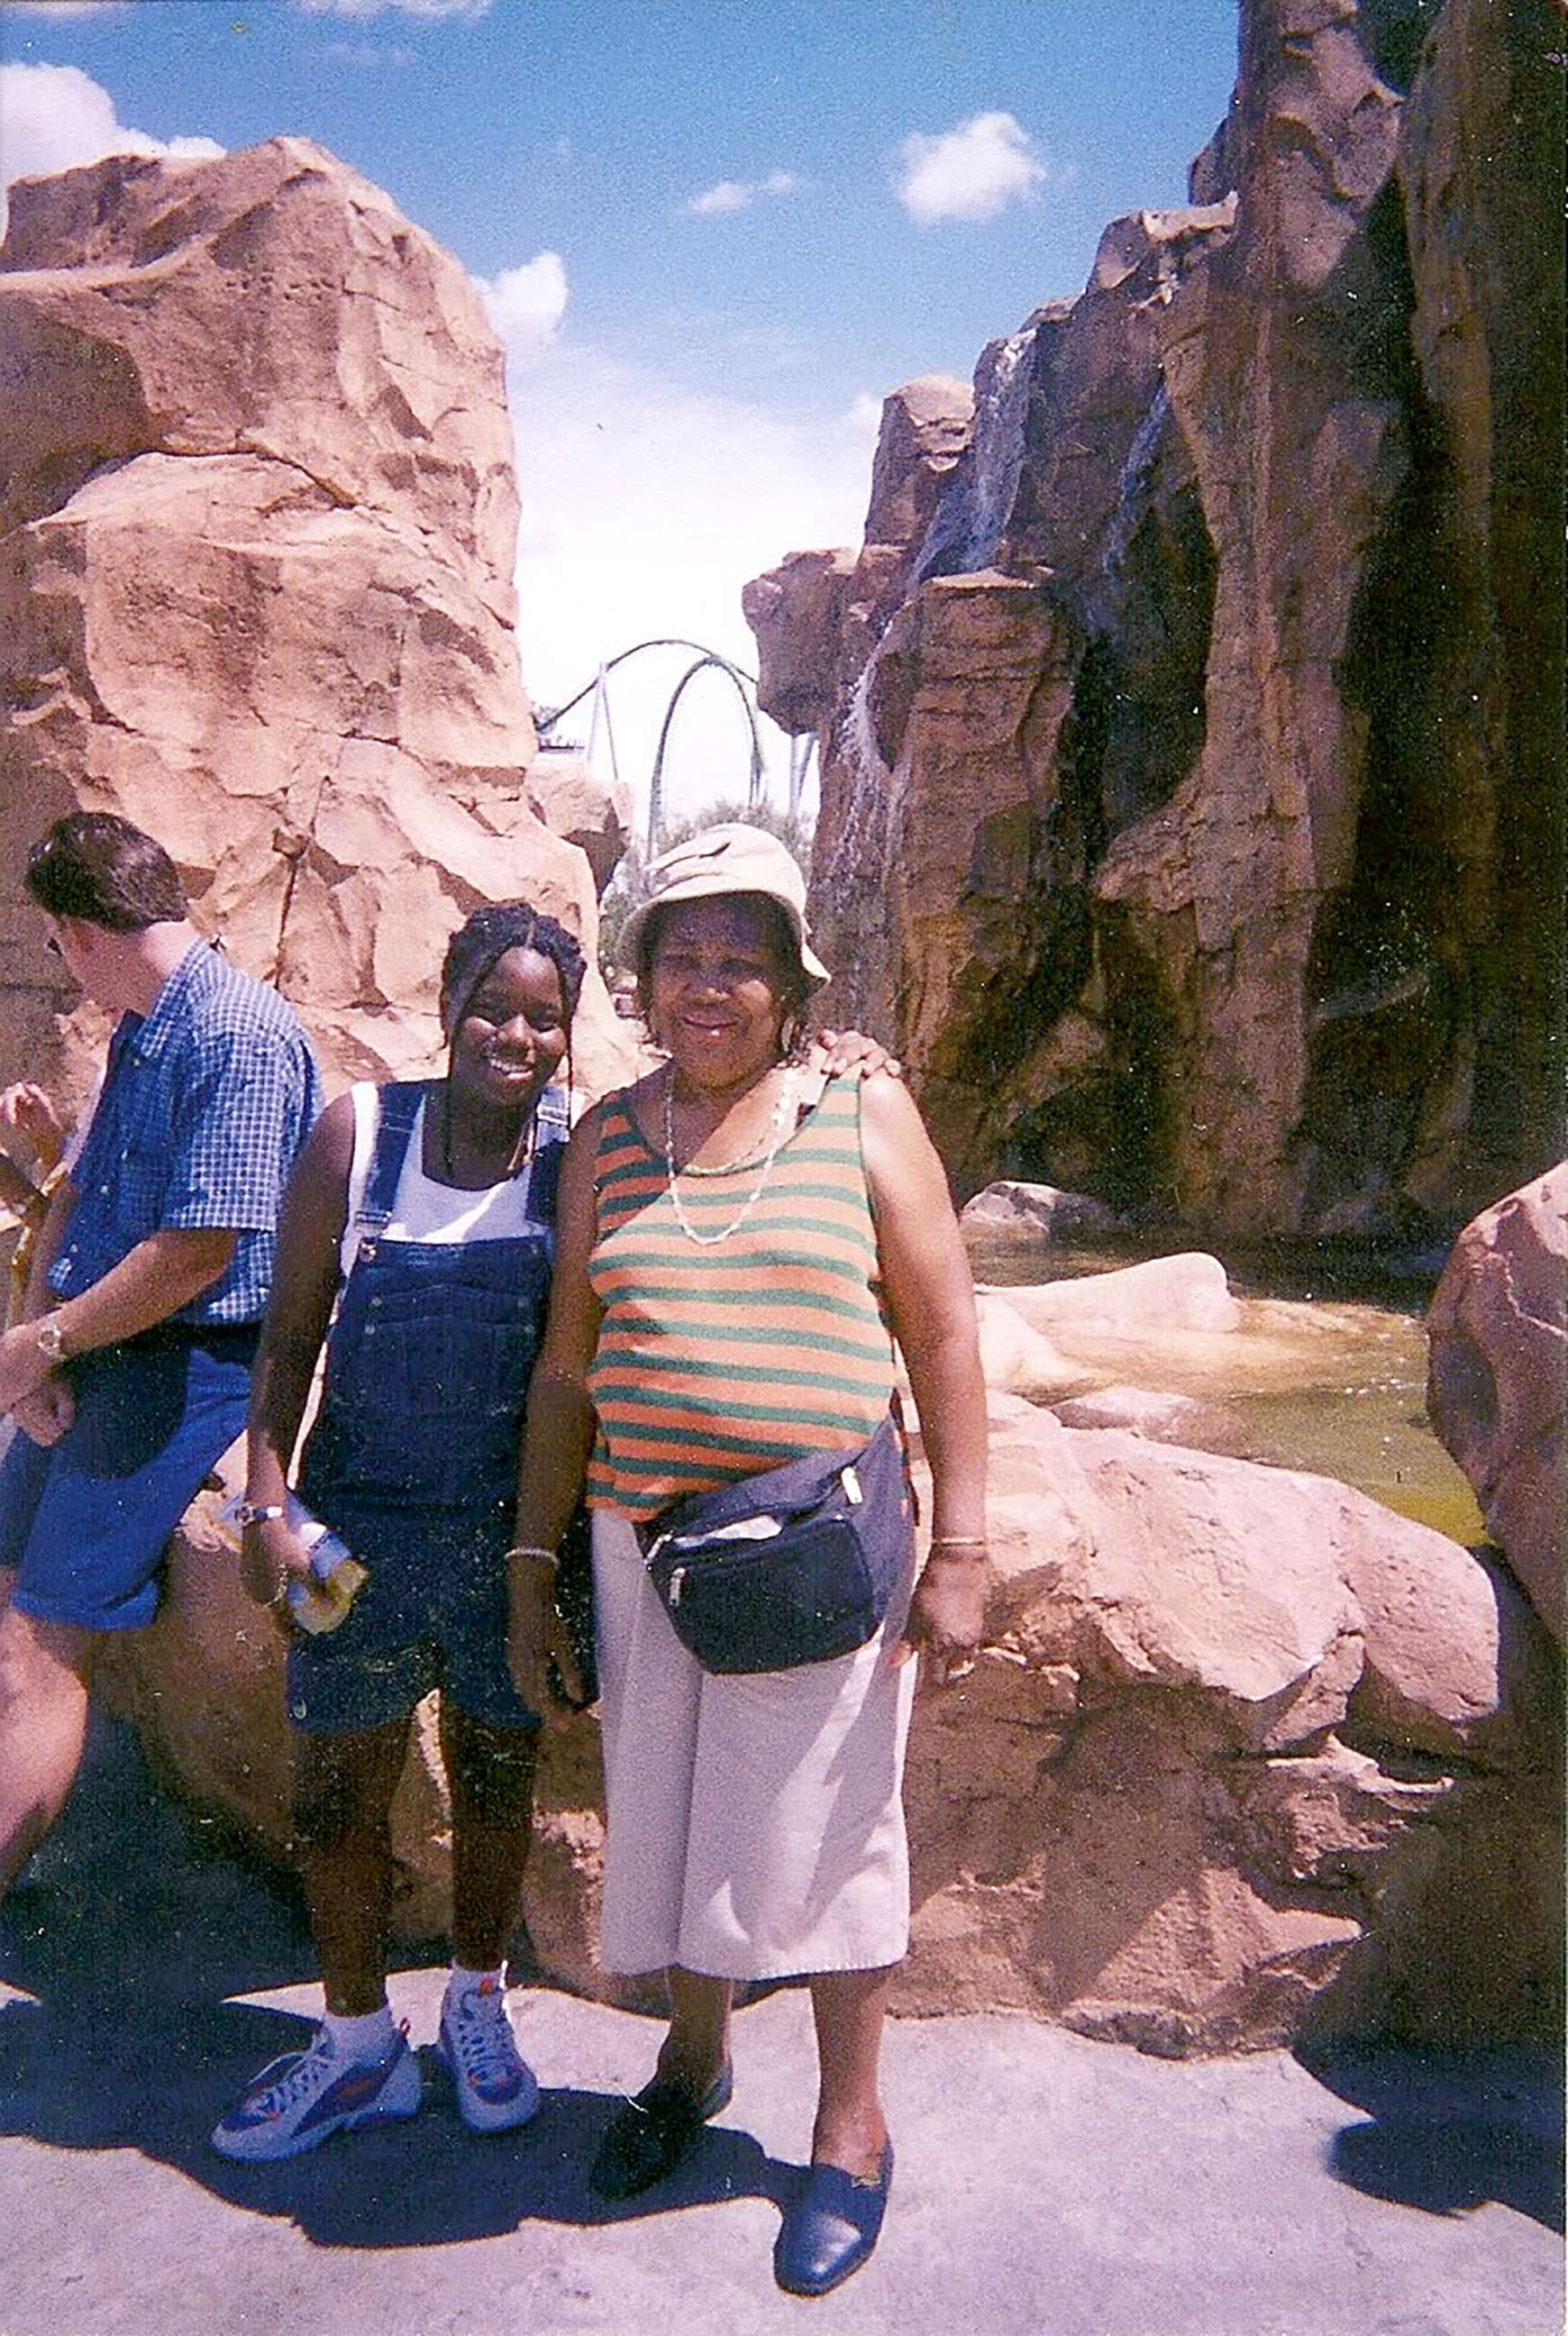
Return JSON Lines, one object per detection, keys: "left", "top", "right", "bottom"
{"left": 447, "top": 944, "right": 569, "bottom": 1112}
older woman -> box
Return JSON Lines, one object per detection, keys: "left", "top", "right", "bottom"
{"left": 509, "top": 825, "right": 988, "bottom": 2298}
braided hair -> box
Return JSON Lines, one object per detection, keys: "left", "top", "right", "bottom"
{"left": 439, "top": 899, "right": 587, "bottom": 1099}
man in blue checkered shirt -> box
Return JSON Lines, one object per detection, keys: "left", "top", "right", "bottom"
{"left": 0, "top": 813, "right": 321, "bottom": 1897}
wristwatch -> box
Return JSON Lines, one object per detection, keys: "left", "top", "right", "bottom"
{"left": 33, "top": 1316, "right": 69, "bottom": 1365}
{"left": 232, "top": 1501, "right": 287, "bottom": 1528}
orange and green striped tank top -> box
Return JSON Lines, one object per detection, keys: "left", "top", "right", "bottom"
{"left": 586, "top": 1072, "right": 893, "bottom": 1519}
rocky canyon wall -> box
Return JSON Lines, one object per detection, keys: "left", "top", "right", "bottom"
{"left": 0, "top": 137, "right": 628, "bottom": 1113}
{"left": 746, "top": 0, "right": 1563, "bottom": 1239}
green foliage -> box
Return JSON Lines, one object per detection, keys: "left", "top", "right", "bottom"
{"left": 598, "top": 798, "right": 814, "bottom": 977}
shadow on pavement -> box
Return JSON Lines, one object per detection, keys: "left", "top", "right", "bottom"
{"left": 1296, "top": 2039, "right": 1565, "bottom": 2234}
{"left": 0, "top": 1711, "right": 794, "bottom": 2249}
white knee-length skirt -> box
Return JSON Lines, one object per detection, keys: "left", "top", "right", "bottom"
{"left": 591, "top": 1508, "right": 918, "bottom": 1982}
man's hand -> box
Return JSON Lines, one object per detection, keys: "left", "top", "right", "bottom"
{"left": 0, "top": 1322, "right": 54, "bottom": 1416}
{"left": 9, "top": 1375, "right": 75, "bottom": 1447}
{"left": 0, "top": 1081, "right": 66, "bottom": 1173}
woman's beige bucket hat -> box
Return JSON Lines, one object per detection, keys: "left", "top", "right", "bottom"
{"left": 619, "top": 824, "right": 831, "bottom": 990}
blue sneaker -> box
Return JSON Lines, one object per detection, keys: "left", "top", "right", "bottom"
{"left": 211, "top": 2024, "right": 422, "bottom": 2161}
{"left": 436, "top": 1977, "right": 540, "bottom": 2132}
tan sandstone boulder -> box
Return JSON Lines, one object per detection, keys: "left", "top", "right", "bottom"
{"left": 0, "top": 138, "right": 633, "bottom": 1115}
{"left": 524, "top": 746, "right": 633, "bottom": 899}
{"left": 901, "top": 1402, "right": 1561, "bottom": 2050}
{"left": 961, "top": 1180, "right": 1126, "bottom": 1239}
{"left": 990, "top": 1252, "right": 1242, "bottom": 1337}
{"left": 1427, "top": 1163, "right": 1567, "bottom": 1643}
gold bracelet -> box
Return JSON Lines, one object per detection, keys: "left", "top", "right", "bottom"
{"left": 929, "top": 1534, "right": 988, "bottom": 1548}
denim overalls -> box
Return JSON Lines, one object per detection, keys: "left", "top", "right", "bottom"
{"left": 286, "top": 1079, "right": 568, "bottom": 1736}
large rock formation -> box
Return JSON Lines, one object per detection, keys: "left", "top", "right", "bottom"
{"left": 906, "top": 1396, "right": 1561, "bottom": 2051}
{"left": 104, "top": 1359, "right": 1561, "bottom": 2051}
{"left": 0, "top": 137, "right": 630, "bottom": 1112}
{"left": 748, "top": 0, "right": 1563, "bottom": 1236}
{"left": 1427, "top": 1163, "right": 1567, "bottom": 1645}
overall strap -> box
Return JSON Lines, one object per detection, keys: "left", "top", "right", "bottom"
{"left": 524, "top": 1080, "right": 572, "bottom": 1227}
{"left": 358, "top": 1081, "right": 427, "bottom": 1232}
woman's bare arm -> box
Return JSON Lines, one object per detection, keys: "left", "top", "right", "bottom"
{"left": 859, "top": 1072, "right": 989, "bottom": 1681}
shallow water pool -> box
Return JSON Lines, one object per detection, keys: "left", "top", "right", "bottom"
{"left": 965, "top": 1231, "right": 1484, "bottom": 1545}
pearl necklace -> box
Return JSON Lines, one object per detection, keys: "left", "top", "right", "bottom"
{"left": 663, "top": 1064, "right": 792, "bottom": 1246}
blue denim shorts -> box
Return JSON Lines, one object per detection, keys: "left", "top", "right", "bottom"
{"left": 284, "top": 1501, "right": 541, "bottom": 1737}
{"left": 0, "top": 1327, "right": 256, "bottom": 1633}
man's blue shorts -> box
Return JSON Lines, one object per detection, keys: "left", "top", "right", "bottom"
{"left": 0, "top": 1325, "right": 256, "bottom": 1633}
{"left": 284, "top": 1501, "right": 541, "bottom": 1738}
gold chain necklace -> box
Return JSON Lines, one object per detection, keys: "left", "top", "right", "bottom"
{"left": 662, "top": 1065, "right": 792, "bottom": 1246}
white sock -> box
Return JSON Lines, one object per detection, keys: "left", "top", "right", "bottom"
{"left": 445, "top": 1963, "right": 505, "bottom": 2009}
{"left": 321, "top": 2004, "right": 397, "bottom": 2059}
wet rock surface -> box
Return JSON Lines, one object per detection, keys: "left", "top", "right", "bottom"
{"left": 747, "top": 0, "right": 1563, "bottom": 1238}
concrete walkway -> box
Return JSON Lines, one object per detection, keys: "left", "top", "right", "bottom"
{"left": 1, "top": 1717, "right": 1560, "bottom": 2336}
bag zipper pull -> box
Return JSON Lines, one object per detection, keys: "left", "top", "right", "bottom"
{"left": 842, "top": 1465, "right": 862, "bottom": 1505}
{"left": 669, "top": 1565, "right": 685, "bottom": 1607}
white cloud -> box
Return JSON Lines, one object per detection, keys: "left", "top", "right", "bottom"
{"left": 506, "top": 338, "right": 871, "bottom": 827}
{"left": 295, "top": 0, "right": 492, "bottom": 19}
{"left": 688, "top": 179, "right": 750, "bottom": 217}
{"left": 686, "top": 168, "right": 803, "bottom": 219}
{"left": 842, "top": 393, "right": 885, "bottom": 440}
{"left": 893, "top": 109, "right": 1048, "bottom": 224}
{"left": 475, "top": 250, "right": 569, "bottom": 356}
{"left": 0, "top": 62, "right": 223, "bottom": 196}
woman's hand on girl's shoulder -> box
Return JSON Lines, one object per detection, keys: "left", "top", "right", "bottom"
{"left": 809, "top": 1029, "right": 902, "bottom": 1081}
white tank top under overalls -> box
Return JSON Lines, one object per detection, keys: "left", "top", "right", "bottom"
{"left": 339, "top": 1082, "right": 544, "bottom": 1278}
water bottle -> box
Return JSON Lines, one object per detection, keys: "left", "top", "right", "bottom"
{"left": 286, "top": 1508, "right": 369, "bottom": 1635}
{"left": 220, "top": 1492, "right": 368, "bottom": 1634}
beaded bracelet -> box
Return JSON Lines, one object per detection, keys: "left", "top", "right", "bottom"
{"left": 505, "top": 1544, "right": 557, "bottom": 1566}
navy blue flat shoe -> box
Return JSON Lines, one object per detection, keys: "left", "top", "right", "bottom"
{"left": 588, "top": 2061, "right": 734, "bottom": 2200}
{"left": 773, "top": 2140, "right": 894, "bottom": 2296}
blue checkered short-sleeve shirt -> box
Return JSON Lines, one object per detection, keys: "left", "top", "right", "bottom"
{"left": 49, "top": 941, "right": 323, "bottom": 1326}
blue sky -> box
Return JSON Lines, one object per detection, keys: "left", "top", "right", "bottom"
{"left": 0, "top": 0, "right": 1239, "bottom": 823}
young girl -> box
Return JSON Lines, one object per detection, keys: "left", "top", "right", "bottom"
{"left": 213, "top": 901, "right": 589, "bottom": 2158}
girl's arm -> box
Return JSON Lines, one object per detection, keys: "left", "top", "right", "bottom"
{"left": 508, "top": 1108, "right": 606, "bottom": 1716}
{"left": 238, "top": 1093, "right": 354, "bottom": 1608}
{"left": 859, "top": 1073, "right": 990, "bottom": 1683}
